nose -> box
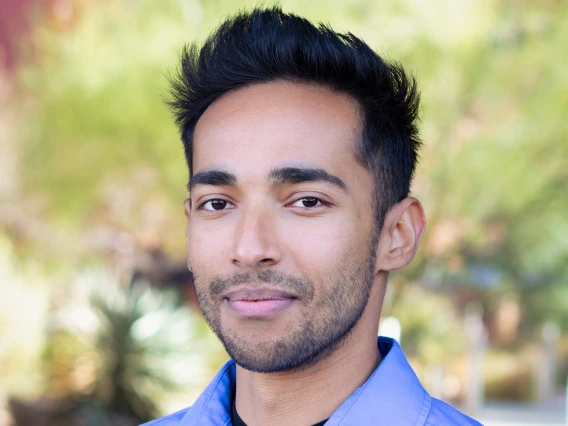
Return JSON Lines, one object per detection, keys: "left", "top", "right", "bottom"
{"left": 232, "top": 206, "right": 281, "bottom": 270}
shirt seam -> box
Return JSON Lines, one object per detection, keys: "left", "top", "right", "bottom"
{"left": 334, "top": 386, "right": 363, "bottom": 424}
{"left": 143, "top": 419, "right": 176, "bottom": 426}
{"left": 141, "top": 408, "right": 190, "bottom": 425}
{"left": 195, "top": 361, "right": 234, "bottom": 426}
{"left": 333, "top": 341, "right": 396, "bottom": 423}
{"left": 413, "top": 389, "right": 432, "bottom": 426}
{"left": 333, "top": 339, "right": 392, "bottom": 424}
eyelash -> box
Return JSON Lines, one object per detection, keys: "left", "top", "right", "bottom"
{"left": 197, "top": 196, "right": 331, "bottom": 212}
{"left": 198, "top": 199, "right": 235, "bottom": 211}
{"left": 289, "top": 197, "right": 331, "bottom": 209}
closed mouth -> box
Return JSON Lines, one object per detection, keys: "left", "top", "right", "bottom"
{"left": 223, "top": 287, "right": 298, "bottom": 317}
{"left": 223, "top": 287, "right": 298, "bottom": 301}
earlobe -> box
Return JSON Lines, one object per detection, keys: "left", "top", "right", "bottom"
{"left": 376, "top": 197, "right": 426, "bottom": 272}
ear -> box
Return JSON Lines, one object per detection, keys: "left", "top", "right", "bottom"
{"left": 184, "top": 198, "right": 193, "bottom": 271}
{"left": 184, "top": 198, "right": 191, "bottom": 217}
{"left": 375, "top": 197, "right": 426, "bottom": 272}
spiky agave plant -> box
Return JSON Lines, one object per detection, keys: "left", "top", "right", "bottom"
{"left": 41, "top": 267, "right": 224, "bottom": 425}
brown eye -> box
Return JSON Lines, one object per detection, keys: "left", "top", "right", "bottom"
{"left": 290, "top": 197, "right": 323, "bottom": 208}
{"left": 202, "top": 199, "right": 233, "bottom": 211}
{"left": 301, "top": 197, "right": 319, "bottom": 208}
{"left": 211, "top": 200, "right": 227, "bottom": 210}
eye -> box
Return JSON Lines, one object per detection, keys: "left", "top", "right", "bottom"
{"left": 290, "top": 197, "right": 325, "bottom": 208}
{"left": 200, "top": 199, "right": 235, "bottom": 211}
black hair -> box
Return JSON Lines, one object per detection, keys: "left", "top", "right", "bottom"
{"left": 168, "top": 6, "right": 421, "bottom": 229}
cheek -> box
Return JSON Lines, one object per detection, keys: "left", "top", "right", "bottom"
{"left": 187, "top": 222, "right": 228, "bottom": 277}
{"left": 282, "top": 217, "right": 365, "bottom": 273}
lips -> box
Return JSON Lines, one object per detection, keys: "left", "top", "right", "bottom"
{"left": 223, "top": 288, "right": 297, "bottom": 317}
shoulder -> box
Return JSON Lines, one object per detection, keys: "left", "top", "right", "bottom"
{"left": 425, "top": 398, "right": 482, "bottom": 426}
{"left": 139, "top": 407, "right": 191, "bottom": 426}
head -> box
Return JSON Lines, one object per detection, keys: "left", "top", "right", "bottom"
{"left": 169, "top": 7, "right": 425, "bottom": 372}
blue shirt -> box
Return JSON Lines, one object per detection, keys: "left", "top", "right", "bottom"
{"left": 141, "top": 337, "right": 481, "bottom": 425}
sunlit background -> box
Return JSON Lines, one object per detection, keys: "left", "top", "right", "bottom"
{"left": 0, "top": 0, "right": 567, "bottom": 425}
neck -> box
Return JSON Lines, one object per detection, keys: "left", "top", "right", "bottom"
{"left": 235, "top": 278, "right": 385, "bottom": 426}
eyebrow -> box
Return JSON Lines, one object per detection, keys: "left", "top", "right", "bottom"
{"left": 189, "top": 170, "right": 237, "bottom": 191}
{"left": 268, "top": 167, "right": 347, "bottom": 190}
{"left": 188, "top": 166, "right": 347, "bottom": 192}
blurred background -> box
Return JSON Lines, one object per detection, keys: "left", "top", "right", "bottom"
{"left": 0, "top": 0, "right": 567, "bottom": 425}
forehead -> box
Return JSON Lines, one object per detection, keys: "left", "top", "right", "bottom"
{"left": 192, "top": 80, "right": 363, "bottom": 179}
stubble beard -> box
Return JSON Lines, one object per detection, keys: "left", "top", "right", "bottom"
{"left": 193, "top": 241, "right": 378, "bottom": 373}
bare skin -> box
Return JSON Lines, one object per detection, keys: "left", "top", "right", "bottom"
{"left": 185, "top": 81, "right": 425, "bottom": 426}
{"left": 234, "top": 280, "right": 384, "bottom": 425}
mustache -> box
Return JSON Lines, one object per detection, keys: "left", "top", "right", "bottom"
{"left": 209, "top": 270, "right": 315, "bottom": 301}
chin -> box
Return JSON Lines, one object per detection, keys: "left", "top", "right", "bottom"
{"left": 218, "top": 324, "right": 354, "bottom": 374}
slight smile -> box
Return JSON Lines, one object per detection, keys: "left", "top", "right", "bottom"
{"left": 224, "top": 288, "right": 298, "bottom": 317}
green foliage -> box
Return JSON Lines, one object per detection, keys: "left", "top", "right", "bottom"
{"left": 17, "top": 0, "right": 193, "bottom": 252}
{"left": 0, "top": 236, "right": 49, "bottom": 397}
{"left": 42, "top": 268, "right": 225, "bottom": 422}
{"left": 4, "top": 0, "right": 568, "bottom": 404}
{"left": 383, "top": 282, "right": 466, "bottom": 365}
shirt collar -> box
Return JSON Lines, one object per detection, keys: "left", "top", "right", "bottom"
{"left": 180, "top": 337, "right": 430, "bottom": 426}
{"left": 180, "top": 360, "right": 235, "bottom": 425}
{"left": 325, "top": 337, "right": 431, "bottom": 425}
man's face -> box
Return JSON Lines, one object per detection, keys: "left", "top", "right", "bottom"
{"left": 186, "top": 81, "right": 379, "bottom": 372}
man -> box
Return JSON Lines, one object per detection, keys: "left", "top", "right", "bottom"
{"left": 144, "top": 7, "right": 481, "bottom": 426}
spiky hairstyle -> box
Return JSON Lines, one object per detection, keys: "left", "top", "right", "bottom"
{"left": 168, "top": 6, "right": 421, "bottom": 228}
